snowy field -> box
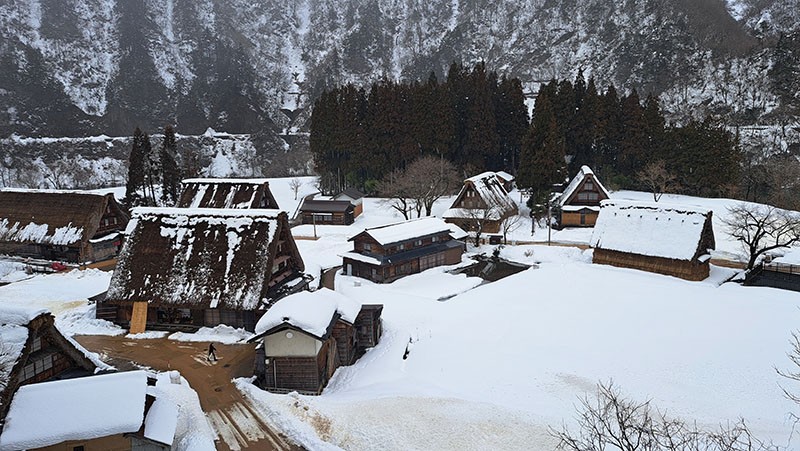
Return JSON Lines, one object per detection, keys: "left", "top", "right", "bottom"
{"left": 1, "top": 177, "right": 799, "bottom": 450}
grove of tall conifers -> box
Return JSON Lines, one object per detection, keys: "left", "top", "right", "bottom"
{"left": 310, "top": 64, "right": 741, "bottom": 199}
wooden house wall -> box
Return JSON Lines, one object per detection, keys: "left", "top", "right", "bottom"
{"left": 34, "top": 433, "right": 134, "bottom": 451}
{"left": 593, "top": 248, "right": 709, "bottom": 281}
{"left": 354, "top": 306, "right": 382, "bottom": 350}
{"left": 300, "top": 211, "right": 353, "bottom": 225}
{"left": 332, "top": 321, "right": 357, "bottom": 366}
{"left": 262, "top": 338, "right": 337, "bottom": 394}
{"left": 560, "top": 210, "right": 600, "bottom": 227}
{"left": 352, "top": 202, "right": 363, "bottom": 218}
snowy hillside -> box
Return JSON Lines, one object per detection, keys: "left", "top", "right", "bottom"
{"left": 0, "top": 0, "right": 798, "bottom": 165}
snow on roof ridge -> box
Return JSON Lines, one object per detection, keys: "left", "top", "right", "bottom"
{"left": 132, "top": 207, "right": 285, "bottom": 219}
{"left": 0, "top": 371, "right": 149, "bottom": 451}
{"left": 0, "top": 188, "right": 107, "bottom": 197}
{"left": 351, "top": 217, "right": 456, "bottom": 245}
{"left": 465, "top": 171, "right": 500, "bottom": 183}
{"left": 254, "top": 288, "right": 362, "bottom": 338}
{"left": 601, "top": 199, "right": 712, "bottom": 215}
{"left": 181, "top": 178, "right": 271, "bottom": 185}
{"left": 0, "top": 304, "right": 49, "bottom": 326}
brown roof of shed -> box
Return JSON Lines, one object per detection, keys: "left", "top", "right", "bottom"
{"left": 299, "top": 199, "right": 354, "bottom": 213}
{"left": 106, "top": 208, "right": 304, "bottom": 310}
{"left": 0, "top": 189, "right": 124, "bottom": 245}
{"left": 178, "top": 179, "right": 279, "bottom": 209}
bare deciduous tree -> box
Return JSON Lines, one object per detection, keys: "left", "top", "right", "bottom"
{"left": 722, "top": 203, "right": 800, "bottom": 270}
{"left": 462, "top": 205, "right": 499, "bottom": 246}
{"left": 500, "top": 214, "right": 523, "bottom": 245}
{"left": 552, "top": 381, "right": 779, "bottom": 451}
{"left": 379, "top": 156, "right": 461, "bottom": 220}
{"left": 638, "top": 160, "right": 680, "bottom": 202}
{"left": 289, "top": 178, "right": 304, "bottom": 200}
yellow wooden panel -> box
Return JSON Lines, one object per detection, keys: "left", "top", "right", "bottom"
{"left": 129, "top": 301, "right": 148, "bottom": 334}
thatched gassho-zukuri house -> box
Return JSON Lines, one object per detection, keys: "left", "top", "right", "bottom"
{"left": 0, "top": 305, "right": 109, "bottom": 425}
{"left": 178, "top": 178, "right": 280, "bottom": 209}
{"left": 249, "top": 289, "right": 382, "bottom": 395}
{"left": 590, "top": 200, "right": 716, "bottom": 281}
{"left": 101, "top": 208, "right": 307, "bottom": 333}
{"left": 0, "top": 189, "right": 129, "bottom": 263}
{"left": 556, "top": 165, "right": 611, "bottom": 228}
{"left": 443, "top": 172, "right": 518, "bottom": 236}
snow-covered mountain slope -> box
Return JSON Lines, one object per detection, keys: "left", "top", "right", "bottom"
{"left": 0, "top": 0, "right": 797, "bottom": 170}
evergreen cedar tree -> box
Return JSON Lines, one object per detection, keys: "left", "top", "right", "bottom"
{"left": 126, "top": 125, "right": 182, "bottom": 207}
{"left": 309, "top": 65, "right": 740, "bottom": 200}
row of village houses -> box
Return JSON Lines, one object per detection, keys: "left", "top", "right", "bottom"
{"left": 0, "top": 167, "right": 790, "bottom": 449}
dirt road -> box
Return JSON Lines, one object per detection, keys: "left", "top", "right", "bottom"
{"left": 75, "top": 335, "right": 299, "bottom": 451}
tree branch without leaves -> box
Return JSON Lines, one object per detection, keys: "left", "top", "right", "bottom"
{"left": 721, "top": 203, "right": 800, "bottom": 270}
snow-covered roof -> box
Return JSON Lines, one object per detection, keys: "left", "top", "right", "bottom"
{"left": 107, "top": 208, "right": 304, "bottom": 310}
{"left": 444, "top": 173, "right": 517, "bottom": 221}
{"left": 352, "top": 217, "right": 462, "bottom": 246}
{"left": 590, "top": 200, "right": 715, "bottom": 261}
{"left": 0, "top": 371, "right": 149, "bottom": 451}
{"left": 0, "top": 190, "right": 127, "bottom": 246}
{"left": 774, "top": 248, "right": 800, "bottom": 265}
{"left": 254, "top": 288, "right": 362, "bottom": 339}
{"left": 558, "top": 165, "right": 610, "bottom": 207}
{"left": 178, "top": 179, "right": 279, "bottom": 209}
{"left": 0, "top": 306, "right": 47, "bottom": 390}
{"left": 495, "top": 171, "right": 515, "bottom": 182}
{"left": 143, "top": 395, "right": 179, "bottom": 446}
{"left": 0, "top": 304, "right": 48, "bottom": 327}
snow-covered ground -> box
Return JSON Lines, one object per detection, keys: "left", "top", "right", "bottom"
{"left": 240, "top": 248, "right": 800, "bottom": 450}
{"left": 2, "top": 176, "right": 799, "bottom": 450}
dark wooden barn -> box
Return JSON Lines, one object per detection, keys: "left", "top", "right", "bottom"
{"left": 250, "top": 289, "right": 382, "bottom": 395}
{"left": 341, "top": 217, "right": 467, "bottom": 283}
{"left": 178, "top": 178, "right": 280, "bottom": 209}
{"left": 299, "top": 199, "right": 355, "bottom": 225}
{"left": 0, "top": 305, "right": 107, "bottom": 425}
{"left": 556, "top": 165, "right": 611, "bottom": 228}
{"left": 100, "top": 208, "right": 307, "bottom": 333}
{"left": 332, "top": 188, "right": 365, "bottom": 218}
{"left": 0, "top": 189, "right": 128, "bottom": 263}
{"left": 590, "top": 200, "right": 716, "bottom": 281}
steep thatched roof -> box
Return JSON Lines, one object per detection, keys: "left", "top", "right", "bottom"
{"left": 178, "top": 179, "right": 279, "bottom": 209}
{"left": 443, "top": 172, "right": 518, "bottom": 221}
{"left": 558, "top": 165, "right": 611, "bottom": 207}
{"left": 0, "top": 190, "right": 124, "bottom": 245}
{"left": 106, "top": 208, "right": 304, "bottom": 310}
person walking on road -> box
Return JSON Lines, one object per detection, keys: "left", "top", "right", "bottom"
{"left": 207, "top": 342, "right": 217, "bottom": 362}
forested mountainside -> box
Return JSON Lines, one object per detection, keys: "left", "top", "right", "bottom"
{"left": 0, "top": 0, "right": 798, "bottom": 183}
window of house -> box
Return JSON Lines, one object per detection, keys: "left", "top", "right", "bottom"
{"left": 432, "top": 236, "right": 438, "bottom": 242}
{"left": 415, "top": 240, "right": 422, "bottom": 246}
{"left": 73, "top": 446, "right": 85, "bottom": 451}
{"left": 363, "top": 243, "right": 372, "bottom": 251}
{"left": 584, "top": 181, "right": 594, "bottom": 190}
{"left": 31, "top": 336, "right": 42, "bottom": 352}
{"left": 398, "top": 243, "right": 405, "bottom": 251}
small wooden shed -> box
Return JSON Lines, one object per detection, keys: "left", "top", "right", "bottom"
{"left": 250, "top": 289, "right": 381, "bottom": 395}
{"left": 178, "top": 178, "right": 280, "bottom": 209}
{"left": 590, "top": 200, "right": 716, "bottom": 281}
{"left": 299, "top": 199, "right": 355, "bottom": 225}
{"left": 0, "top": 189, "right": 128, "bottom": 263}
{"left": 332, "top": 188, "right": 365, "bottom": 218}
